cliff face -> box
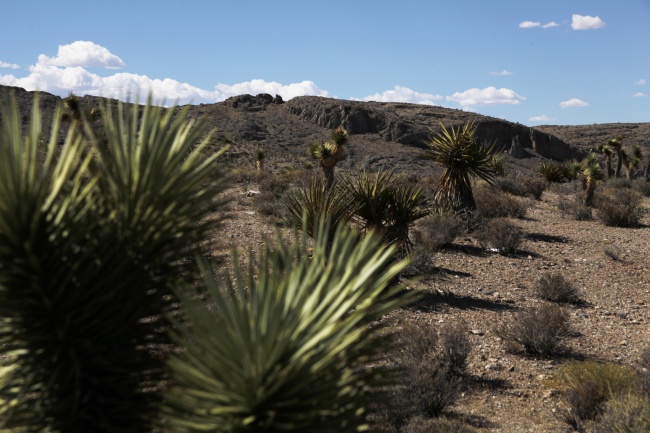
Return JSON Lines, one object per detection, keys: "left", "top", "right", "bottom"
{"left": 285, "top": 96, "right": 582, "bottom": 162}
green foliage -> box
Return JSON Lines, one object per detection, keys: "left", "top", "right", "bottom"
{"left": 538, "top": 160, "right": 567, "bottom": 183}
{"left": 554, "top": 361, "right": 639, "bottom": 430}
{"left": 284, "top": 176, "right": 357, "bottom": 240}
{"left": 308, "top": 126, "right": 349, "bottom": 187}
{"left": 163, "top": 219, "right": 417, "bottom": 433}
{"left": 424, "top": 122, "right": 501, "bottom": 211}
{"left": 339, "top": 170, "right": 430, "bottom": 252}
{"left": 594, "top": 393, "right": 650, "bottom": 433}
{"left": 0, "top": 94, "right": 228, "bottom": 432}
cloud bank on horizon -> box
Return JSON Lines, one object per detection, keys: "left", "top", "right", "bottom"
{"left": 0, "top": 40, "right": 529, "bottom": 110}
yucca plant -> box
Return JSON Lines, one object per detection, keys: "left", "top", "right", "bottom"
{"left": 163, "top": 218, "right": 417, "bottom": 433}
{"left": 284, "top": 176, "right": 357, "bottom": 241}
{"left": 0, "top": 93, "right": 228, "bottom": 432}
{"left": 622, "top": 144, "right": 643, "bottom": 180}
{"left": 597, "top": 143, "right": 615, "bottom": 179}
{"left": 256, "top": 148, "right": 265, "bottom": 173}
{"left": 339, "top": 170, "right": 429, "bottom": 252}
{"left": 308, "top": 125, "right": 348, "bottom": 188}
{"left": 538, "top": 160, "right": 566, "bottom": 183}
{"left": 424, "top": 122, "right": 501, "bottom": 212}
{"left": 608, "top": 136, "right": 624, "bottom": 178}
{"left": 580, "top": 153, "right": 604, "bottom": 206}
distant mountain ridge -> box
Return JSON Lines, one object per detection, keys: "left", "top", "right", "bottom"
{"left": 2, "top": 85, "right": 647, "bottom": 175}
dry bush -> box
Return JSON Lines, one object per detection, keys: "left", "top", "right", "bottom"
{"left": 639, "top": 347, "right": 650, "bottom": 396}
{"left": 534, "top": 272, "right": 582, "bottom": 304}
{"left": 402, "top": 416, "right": 477, "bottom": 433}
{"left": 412, "top": 213, "right": 465, "bottom": 251}
{"left": 476, "top": 218, "right": 524, "bottom": 254}
{"left": 386, "top": 321, "right": 472, "bottom": 428}
{"left": 492, "top": 176, "right": 527, "bottom": 196}
{"left": 593, "top": 393, "right": 650, "bottom": 433}
{"left": 595, "top": 188, "right": 646, "bottom": 227}
{"left": 474, "top": 186, "right": 530, "bottom": 219}
{"left": 631, "top": 179, "right": 650, "bottom": 197}
{"left": 496, "top": 303, "right": 571, "bottom": 356}
{"left": 554, "top": 361, "right": 639, "bottom": 431}
{"left": 557, "top": 193, "right": 593, "bottom": 221}
{"left": 522, "top": 177, "right": 547, "bottom": 200}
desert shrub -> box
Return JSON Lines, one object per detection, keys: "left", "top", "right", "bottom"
{"left": 412, "top": 212, "right": 465, "bottom": 252}
{"left": 548, "top": 179, "right": 582, "bottom": 195}
{"left": 605, "top": 178, "right": 633, "bottom": 190}
{"left": 631, "top": 179, "right": 650, "bottom": 197}
{"left": 554, "top": 361, "right": 639, "bottom": 431}
{"left": 639, "top": 347, "right": 650, "bottom": 396}
{"left": 496, "top": 303, "right": 571, "bottom": 356}
{"left": 593, "top": 393, "right": 650, "bottom": 433}
{"left": 595, "top": 188, "right": 646, "bottom": 227}
{"left": 493, "top": 176, "right": 527, "bottom": 196}
{"left": 538, "top": 161, "right": 567, "bottom": 183}
{"left": 387, "top": 321, "right": 471, "bottom": 427}
{"left": 403, "top": 416, "right": 477, "bottom": 433}
{"left": 534, "top": 272, "right": 582, "bottom": 304}
{"left": 476, "top": 218, "right": 524, "bottom": 254}
{"left": 522, "top": 177, "right": 547, "bottom": 200}
{"left": 474, "top": 186, "right": 530, "bottom": 219}
{"left": 557, "top": 193, "right": 593, "bottom": 220}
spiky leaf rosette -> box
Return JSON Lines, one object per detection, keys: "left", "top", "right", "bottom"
{"left": 0, "top": 93, "right": 228, "bottom": 432}
{"left": 424, "top": 122, "right": 501, "bottom": 211}
{"left": 284, "top": 176, "right": 357, "bottom": 241}
{"left": 339, "top": 170, "right": 429, "bottom": 251}
{"left": 163, "top": 219, "right": 417, "bottom": 433}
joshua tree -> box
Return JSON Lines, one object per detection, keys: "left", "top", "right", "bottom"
{"left": 308, "top": 125, "right": 348, "bottom": 188}
{"left": 424, "top": 122, "right": 501, "bottom": 212}
{"left": 580, "top": 153, "right": 604, "bottom": 206}
{"left": 597, "top": 143, "right": 614, "bottom": 179}
{"left": 256, "top": 149, "right": 265, "bottom": 173}
{"left": 608, "top": 136, "right": 624, "bottom": 178}
{"left": 622, "top": 144, "right": 643, "bottom": 180}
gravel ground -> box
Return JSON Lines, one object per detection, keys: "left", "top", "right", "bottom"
{"left": 218, "top": 182, "right": 650, "bottom": 432}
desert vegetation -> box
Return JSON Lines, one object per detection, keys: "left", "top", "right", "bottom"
{"left": 1, "top": 91, "right": 649, "bottom": 433}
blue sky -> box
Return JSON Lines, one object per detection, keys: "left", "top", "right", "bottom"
{"left": 1, "top": 0, "right": 648, "bottom": 126}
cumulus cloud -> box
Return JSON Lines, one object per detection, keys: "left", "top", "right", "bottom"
{"left": 446, "top": 87, "right": 525, "bottom": 107}
{"left": 214, "top": 79, "right": 328, "bottom": 100}
{"left": 489, "top": 70, "right": 513, "bottom": 76}
{"left": 0, "top": 51, "right": 329, "bottom": 106}
{"left": 571, "top": 14, "right": 606, "bottom": 30}
{"left": 519, "top": 21, "right": 540, "bottom": 28}
{"left": 633, "top": 92, "right": 647, "bottom": 97}
{"left": 635, "top": 79, "right": 646, "bottom": 86}
{"left": 529, "top": 115, "right": 552, "bottom": 122}
{"left": 542, "top": 21, "right": 559, "bottom": 28}
{"left": 37, "top": 41, "right": 125, "bottom": 69}
{"left": 0, "top": 61, "right": 19, "bottom": 69}
{"left": 560, "top": 98, "right": 589, "bottom": 108}
{"left": 355, "top": 86, "right": 442, "bottom": 105}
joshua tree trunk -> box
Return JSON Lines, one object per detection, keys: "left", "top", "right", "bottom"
{"left": 605, "top": 156, "right": 612, "bottom": 179}
{"left": 322, "top": 164, "right": 336, "bottom": 189}
{"left": 256, "top": 160, "right": 264, "bottom": 173}
{"left": 584, "top": 179, "right": 597, "bottom": 206}
{"left": 614, "top": 150, "right": 623, "bottom": 178}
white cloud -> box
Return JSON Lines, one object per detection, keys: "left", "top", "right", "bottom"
{"left": 37, "top": 41, "right": 125, "bottom": 69}
{"left": 633, "top": 92, "right": 647, "bottom": 97}
{"left": 355, "top": 86, "right": 442, "bottom": 105}
{"left": 214, "top": 79, "right": 328, "bottom": 100}
{"left": 560, "top": 98, "right": 589, "bottom": 108}
{"left": 542, "top": 21, "right": 559, "bottom": 28}
{"left": 635, "top": 79, "right": 646, "bottom": 86}
{"left": 0, "top": 60, "right": 328, "bottom": 106}
{"left": 519, "top": 21, "right": 540, "bottom": 29}
{"left": 446, "top": 87, "right": 525, "bottom": 107}
{"left": 529, "top": 115, "right": 552, "bottom": 122}
{"left": 489, "top": 70, "right": 513, "bottom": 76}
{"left": 0, "top": 61, "right": 19, "bottom": 69}
{"left": 571, "top": 14, "right": 606, "bottom": 30}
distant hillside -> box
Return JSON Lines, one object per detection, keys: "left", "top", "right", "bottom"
{"left": 535, "top": 123, "right": 650, "bottom": 152}
{"left": 6, "top": 85, "right": 641, "bottom": 176}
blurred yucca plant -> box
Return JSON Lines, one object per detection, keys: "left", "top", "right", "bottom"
{"left": 308, "top": 125, "right": 348, "bottom": 188}
{"left": 0, "top": 93, "right": 228, "bottom": 432}
{"left": 163, "top": 218, "right": 417, "bottom": 432}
